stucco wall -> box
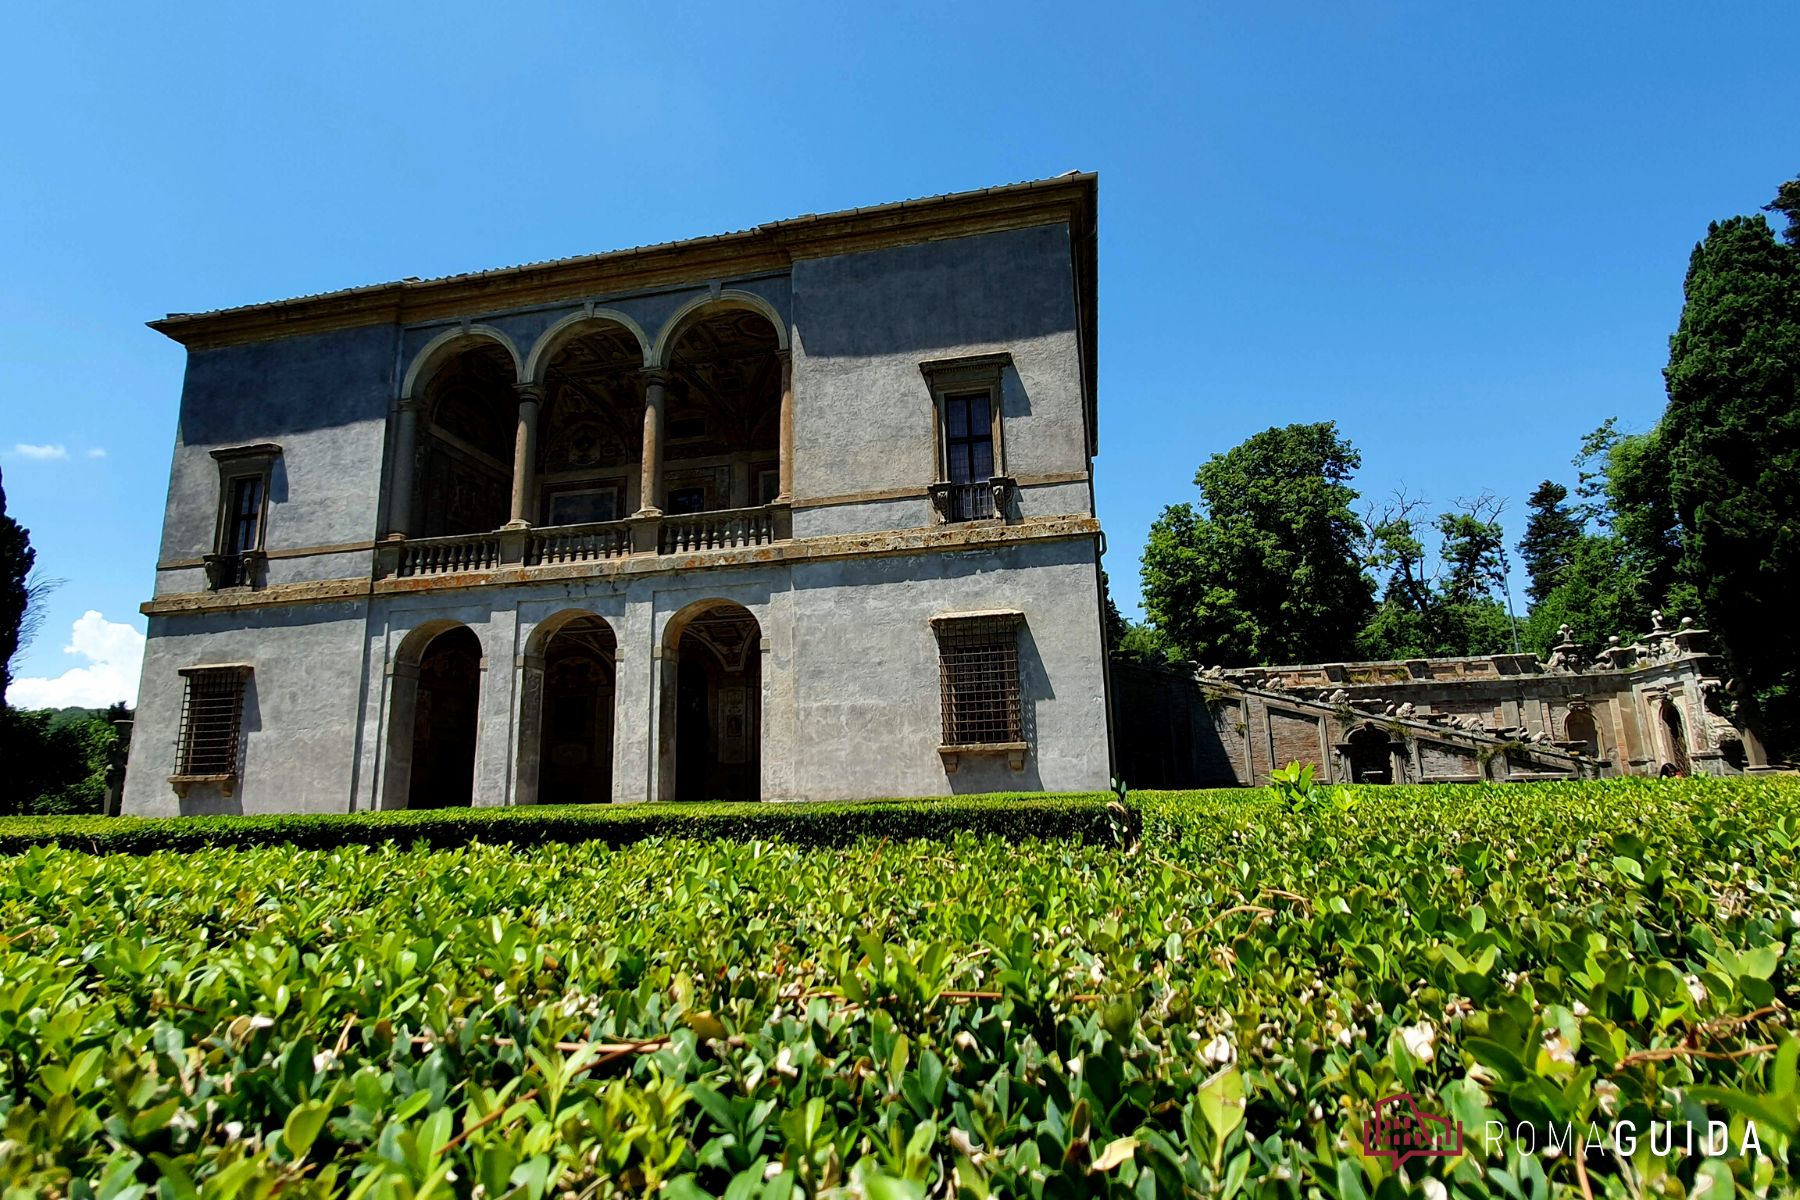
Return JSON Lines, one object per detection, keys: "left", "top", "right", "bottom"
{"left": 790, "top": 222, "right": 1091, "bottom": 538}
{"left": 124, "top": 535, "right": 1108, "bottom": 813}
{"left": 154, "top": 325, "right": 397, "bottom": 595}
{"left": 122, "top": 600, "right": 376, "bottom": 816}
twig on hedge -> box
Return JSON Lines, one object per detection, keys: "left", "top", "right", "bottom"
{"left": 1199, "top": 904, "right": 1275, "bottom": 934}
{"left": 332, "top": 1012, "right": 357, "bottom": 1058}
{"left": 1617, "top": 1041, "right": 1776, "bottom": 1067}
{"left": 410, "top": 1033, "right": 671, "bottom": 1056}
{"left": 1573, "top": 1134, "right": 1595, "bottom": 1200}
{"left": 1695, "top": 1005, "right": 1778, "bottom": 1037}
{"left": 1259, "top": 887, "right": 1312, "bottom": 910}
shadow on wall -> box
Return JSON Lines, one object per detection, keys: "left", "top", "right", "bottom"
{"left": 179, "top": 324, "right": 398, "bottom": 445}
{"left": 795, "top": 226, "right": 1078, "bottom": 360}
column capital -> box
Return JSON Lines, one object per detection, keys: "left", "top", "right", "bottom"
{"left": 640, "top": 368, "right": 672, "bottom": 390}
{"left": 513, "top": 382, "right": 546, "bottom": 404}
{"left": 396, "top": 394, "right": 425, "bottom": 414}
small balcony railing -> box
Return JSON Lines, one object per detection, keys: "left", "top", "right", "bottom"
{"left": 397, "top": 533, "right": 501, "bottom": 577}
{"left": 377, "top": 504, "right": 791, "bottom": 582}
{"left": 526, "top": 520, "right": 632, "bottom": 566}
{"left": 929, "top": 476, "right": 1015, "bottom": 524}
{"left": 659, "top": 505, "right": 780, "bottom": 554}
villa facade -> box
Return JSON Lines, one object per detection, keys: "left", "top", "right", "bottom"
{"left": 122, "top": 176, "right": 1111, "bottom": 813}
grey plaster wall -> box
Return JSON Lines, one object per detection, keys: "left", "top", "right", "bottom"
{"left": 790, "top": 223, "right": 1091, "bottom": 535}
{"left": 124, "top": 535, "right": 1109, "bottom": 813}
{"left": 122, "top": 601, "right": 375, "bottom": 816}
{"left": 155, "top": 325, "right": 397, "bottom": 593}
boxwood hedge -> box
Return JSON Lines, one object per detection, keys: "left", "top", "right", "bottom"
{"left": 0, "top": 792, "right": 1118, "bottom": 856}
{"left": 1, "top": 776, "right": 1797, "bottom": 1198}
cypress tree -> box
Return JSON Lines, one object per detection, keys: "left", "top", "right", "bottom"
{"left": 1517, "top": 480, "right": 1583, "bottom": 605}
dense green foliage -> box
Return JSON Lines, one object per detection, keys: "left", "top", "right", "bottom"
{"left": 1141, "top": 422, "right": 1373, "bottom": 666}
{"left": 1355, "top": 494, "right": 1517, "bottom": 661}
{"left": 0, "top": 793, "right": 1116, "bottom": 856}
{"left": 1518, "top": 482, "right": 1582, "bottom": 607}
{"left": 1658, "top": 210, "right": 1800, "bottom": 749}
{"left": 0, "top": 705, "right": 123, "bottom": 816}
{"left": 0, "top": 464, "right": 31, "bottom": 704}
{"left": 2, "top": 778, "right": 1797, "bottom": 1197}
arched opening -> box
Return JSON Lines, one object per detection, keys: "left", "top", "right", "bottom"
{"left": 525, "top": 614, "right": 617, "bottom": 805}
{"left": 405, "top": 625, "right": 482, "bottom": 808}
{"left": 662, "top": 307, "right": 782, "bottom": 513}
{"left": 538, "top": 322, "right": 646, "bottom": 525}
{"left": 662, "top": 602, "right": 762, "bottom": 801}
{"left": 1564, "top": 709, "right": 1599, "bottom": 759}
{"left": 416, "top": 343, "right": 516, "bottom": 537}
{"left": 1661, "top": 701, "right": 1691, "bottom": 777}
{"left": 1346, "top": 726, "right": 1394, "bottom": 784}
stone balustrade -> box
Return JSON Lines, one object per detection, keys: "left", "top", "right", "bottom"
{"left": 657, "top": 505, "right": 782, "bottom": 554}
{"left": 376, "top": 503, "right": 792, "bottom": 581}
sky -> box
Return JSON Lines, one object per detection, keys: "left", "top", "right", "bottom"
{"left": 2, "top": 2, "right": 1793, "bottom": 707}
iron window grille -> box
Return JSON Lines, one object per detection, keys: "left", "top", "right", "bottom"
{"left": 933, "top": 613, "right": 1024, "bottom": 749}
{"left": 173, "top": 665, "right": 250, "bottom": 783}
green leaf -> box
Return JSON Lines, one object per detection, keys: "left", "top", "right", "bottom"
{"left": 284, "top": 1099, "right": 331, "bottom": 1161}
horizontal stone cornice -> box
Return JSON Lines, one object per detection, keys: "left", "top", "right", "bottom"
{"left": 149, "top": 176, "right": 1096, "bottom": 351}
{"left": 140, "top": 516, "right": 1102, "bottom": 617}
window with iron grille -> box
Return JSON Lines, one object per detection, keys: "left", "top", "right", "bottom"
{"left": 933, "top": 613, "right": 1023, "bottom": 747}
{"left": 174, "top": 666, "right": 250, "bottom": 778}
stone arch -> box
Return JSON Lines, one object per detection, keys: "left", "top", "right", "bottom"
{"left": 1345, "top": 724, "right": 1395, "bottom": 784}
{"left": 382, "top": 621, "right": 484, "bottom": 810}
{"left": 401, "top": 325, "right": 524, "bottom": 401}
{"left": 525, "top": 311, "right": 653, "bottom": 384}
{"left": 658, "top": 598, "right": 763, "bottom": 802}
{"left": 650, "top": 290, "right": 789, "bottom": 368}
{"left": 516, "top": 610, "right": 619, "bottom": 806}
{"left": 1661, "top": 699, "right": 1692, "bottom": 776}
{"left": 1564, "top": 708, "right": 1600, "bottom": 759}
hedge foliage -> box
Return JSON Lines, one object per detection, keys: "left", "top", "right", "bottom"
{"left": 1, "top": 777, "right": 1798, "bottom": 1198}
{"left": 0, "top": 792, "right": 1116, "bottom": 856}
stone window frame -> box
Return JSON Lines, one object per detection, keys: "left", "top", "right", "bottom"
{"left": 206, "top": 443, "right": 280, "bottom": 590}
{"left": 931, "top": 609, "right": 1028, "bottom": 772}
{"left": 170, "top": 663, "right": 251, "bottom": 796}
{"left": 919, "top": 353, "right": 1016, "bottom": 524}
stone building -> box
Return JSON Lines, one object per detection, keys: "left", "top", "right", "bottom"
{"left": 1113, "top": 613, "right": 1769, "bottom": 789}
{"left": 123, "top": 175, "right": 1110, "bottom": 814}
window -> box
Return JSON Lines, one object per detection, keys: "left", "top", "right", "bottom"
{"left": 754, "top": 465, "right": 782, "bottom": 506}
{"left": 173, "top": 665, "right": 250, "bottom": 786}
{"left": 667, "top": 487, "right": 707, "bottom": 514}
{"left": 545, "top": 482, "right": 624, "bottom": 525}
{"left": 920, "top": 354, "right": 1013, "bottom": 524}
{"left": 932, "top": 612, "right": 1025, "bottom": 767}
{"left": 207, "top": 444, "right": 279, "bottom": 589}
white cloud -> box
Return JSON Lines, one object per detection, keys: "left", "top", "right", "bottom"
{"left": 87, "top": 447, "right": 107, "bottom": 458}
{"left": 11, "top": 443, "right": 69, "bottom": 461}
{"left": 6, "top": 611, "right": 145, "bottom": 709}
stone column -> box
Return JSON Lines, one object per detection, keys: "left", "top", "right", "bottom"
{"left": 635, "top": 370, "right": 668, "bottom": 517}
{"left": 386, "top": 396, "right": 422, "bottom": 538}
{"left": 776, "top": 350, "right": 794, "bottom": 503}
{"left": 505, "top": 383, "right": 544, "bottom": 529}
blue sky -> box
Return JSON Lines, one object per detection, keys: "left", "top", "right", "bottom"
{"left": 2, "top": 2, "right": 1792, "bottom": 705}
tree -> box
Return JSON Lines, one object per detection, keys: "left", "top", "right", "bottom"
{"left": 1518, "top": 480, "right": 1582, "bottom": 604}
{"left": 0, "top": 464, "right": 34, "bottom": 704}
{"left": 1140, "top": 422, "right": 1373, "bottom": 665}
{"left": 1658, "top": 209, "right": 1800, "bottom": 746}
{"left": 1355, "top": 490, "right": 1517, "bottom": 660}
{"left": 1767, "top": 174, "right": 1800, "bottom": 247}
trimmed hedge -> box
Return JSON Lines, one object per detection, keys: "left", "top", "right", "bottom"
{"left": 5, "top": 777, "right": 1800, "bottom": 1196}
{"left": 0, "top": 791, "right": 1122, "bottom": 855}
